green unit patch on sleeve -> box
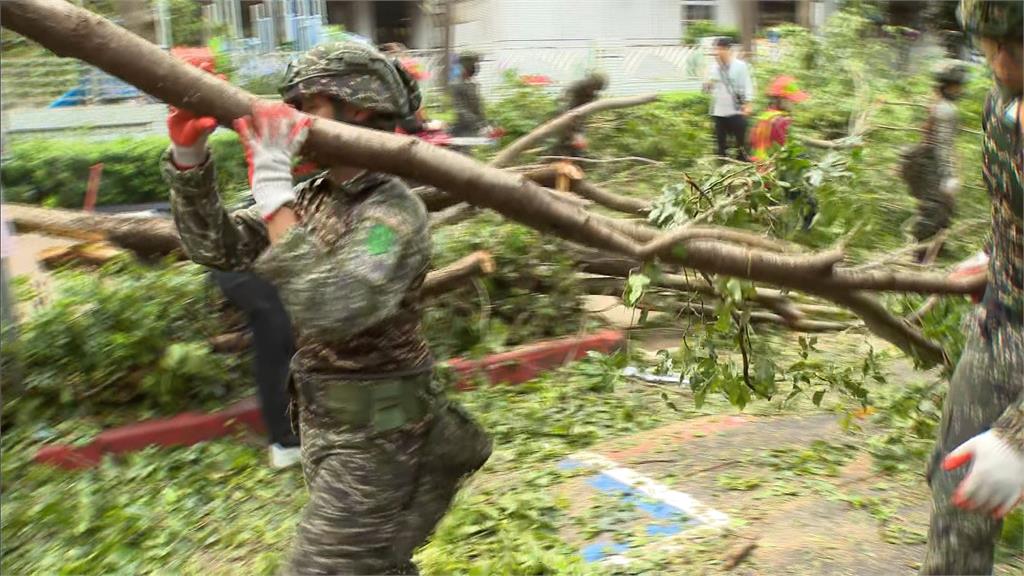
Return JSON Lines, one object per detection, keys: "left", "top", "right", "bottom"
{"left": 366, "top": 223, "right": 397, "bottom": 256}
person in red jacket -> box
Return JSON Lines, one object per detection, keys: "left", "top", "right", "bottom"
{"left": 749, "top": 75, "right": 808, "bottom": 162}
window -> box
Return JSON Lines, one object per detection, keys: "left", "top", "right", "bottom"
{"left": 681, "top": 1, "right": 716, "bottom": 24}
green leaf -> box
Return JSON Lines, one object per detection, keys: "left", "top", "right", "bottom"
{"left": 812, "top": 390, "right": 826, "bottom": 406}
{"left": 623, "top": 272, "right": 651, "bottom": 307}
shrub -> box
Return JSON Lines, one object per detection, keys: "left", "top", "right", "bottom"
{"left": 1, "top": 135, "right": 248, "bottom": 208}
{"left": 1, "top": 260, "right": 247, "bottom": 424}
{"left": 683, "top": 20, "right": 739, "bottom": 46}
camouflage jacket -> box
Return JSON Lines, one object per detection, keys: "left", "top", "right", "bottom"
{"left": 162, "top": 150, "right": 433, "bottom": 376}
{"left": 551, "top": 84, "right": 599, "bottom": 156}
{"left": 449, "top": 79, "right": 486, "bottom": 136}
{"left": 926, "top": 97, "right": 959, "bottom": 184}
{"left": 980, "top": 89, "right": 1023, "bottom": 450}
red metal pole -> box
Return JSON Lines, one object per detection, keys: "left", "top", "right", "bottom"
{"left": 83, "top": 162, "right": 103, "bottom": 212}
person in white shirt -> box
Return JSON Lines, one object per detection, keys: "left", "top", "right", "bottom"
{"left": 703, "top": 37, "right": 755, "bottom": 161}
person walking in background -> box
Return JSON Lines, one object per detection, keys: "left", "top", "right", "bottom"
{"left": 449, "top": 52, "right": 488, "bottom": 138}
{"left": 211, "top": 261, "right": 301, "bottom": 469}
{"left": 750, "top": 75, "right": 817, "bottom": 230}
{"left": 704, "top": 37, "right": 754, "bottom": 161}
{"left": 549, "top": 71, "right": 608, "bottom": 159}
{"left": 900, "top": 61, "right": 966, "bottom": 262}
{"left": 749, "top": 75, "right": 808, "bottom": 162}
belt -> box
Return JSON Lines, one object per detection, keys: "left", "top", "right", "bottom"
{"left": 299, "top": 372, "right": 436, "bottom": 432}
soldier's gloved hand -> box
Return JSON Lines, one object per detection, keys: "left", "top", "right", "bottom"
{"left": 167, "top": 61, "right": 221, "bottom": 168}
{"left": 233, "top": 102, "right": 313, "bottom": 220}
{"left": 950, "top": 250, "right": 988, "bottom": 303}
{"left": 940, "top": 177, "right": 961, "bottom": 196}
{"left": 943, "top": 430, "right": 1024, "bottom": 518}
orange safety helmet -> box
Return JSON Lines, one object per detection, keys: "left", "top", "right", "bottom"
{"left": 767, "top": 75, "right": 809, "bottom": 102}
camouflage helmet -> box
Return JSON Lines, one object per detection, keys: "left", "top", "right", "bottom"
{"left": 933, "top": 60, "right": 968, "bottom": 86}
{"left": 586, "top": 71, "right": 608, "bottom": 91}
{"left": 280, "top": 40, "right": 420, "bottom": 118}
{"left": 958, "top": 0, "right": 1024, "bottom": 39}
{"left": 458, "top": 51, "right": 481, "bottom": 66}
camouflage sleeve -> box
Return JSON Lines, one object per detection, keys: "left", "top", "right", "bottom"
{"left": 931, "top": 101, "right": 958, "bottom": 182}
{"left": 253, "top": 184, "right": 428, "bottom": 341}
{"left": 993, "top": 397, "right": 1024, "bottom": 451}
{"left": 161, "top": 148, "right": 270, "bottom": 271}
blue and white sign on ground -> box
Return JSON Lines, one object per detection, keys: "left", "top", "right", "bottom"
{"left": 559, "top": 451, "right": 730, "bottom": 565}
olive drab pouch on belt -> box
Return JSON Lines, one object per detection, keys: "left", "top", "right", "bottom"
{"left": 298, "top": 371, "right": 433, "bottom": 434}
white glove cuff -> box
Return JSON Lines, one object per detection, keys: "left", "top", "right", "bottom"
{"left": 171, "top": 142, "right": 209, "bottom": 168}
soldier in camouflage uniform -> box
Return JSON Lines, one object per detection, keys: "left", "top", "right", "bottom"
{"left": 550, "top": 71, "right": 608, "bottom": 158}
{"left": 902, "top": 61, "right": 966, "bottom": 261}
{"left": 920, "top": 2, "right": 1024, "bottom": 574}
{"left": 162, "top": 41, "right": 492, "bottom": 575}
{"left": 449, "top": 52, "right": 487, "bottom": 138}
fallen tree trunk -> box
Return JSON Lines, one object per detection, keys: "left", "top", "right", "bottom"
{"left": 640, "top": 299, "right": 852, "bottom": 333}
{"left": 6, "top": 203, "right": 181, "bottom": 257}
{"left": 38, "top": 241, "right": 128, "bottom": 269}
{"left": 6, "top": 203, "right": 495, "bottom": 294}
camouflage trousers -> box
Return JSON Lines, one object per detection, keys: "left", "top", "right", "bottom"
{"left": 921, "top": 314, "right": 1023, "bottom": 575}
{"left": 913, "top": 194, "right": 956, "bottom": 244}
{"left": 284, "top": 371, "right": 492, "bottom": 576}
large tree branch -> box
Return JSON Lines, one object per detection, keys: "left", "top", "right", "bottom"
{"left": 490, "top": 94, "right": 660, "bottom": 168}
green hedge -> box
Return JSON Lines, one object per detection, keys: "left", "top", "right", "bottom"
{"left": 1, "top": 135, "right": 248, "bottom": 208}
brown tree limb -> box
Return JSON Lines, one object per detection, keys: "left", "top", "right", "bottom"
{"left": 527, "top": 168, "right": 653, "bottom": 215}
{"left": 574, "top": 180, "right": 652, "bottom": 215}
{"left": 420, "top": 251, "right": 496, "bottom": 298}
{"left": 798, "top": 135, "right": 864, "bottom": 150}
{"left": 639, "top": 226, "right": 799, "bottom": 256}
{"left": 490, "top": 94, "right": 660, "bottom": 168}
{"left": 829, "top": 292, "right": 947, "bottom": 366}
{"left": 638, "top": 298, "right": 851, "bottom": 333}
{"left": 580, "top": 275, "right": 852, "bottom": 332}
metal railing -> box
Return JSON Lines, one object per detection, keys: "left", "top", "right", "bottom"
{"left": 1, "top": 57, "right": 154, "bottom": 110}
{"left": 1, "top": 44, "right": 709, "bottom": 139}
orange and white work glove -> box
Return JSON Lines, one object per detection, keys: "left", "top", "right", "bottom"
{"left": 233, "top": 102, "right": 313, "bottom": 220}
{"left": 943, "top": 430, "right": 1024, "bottom": 518}
{"left": 950, "top": 250, "right": 988, "bottom": 303}
{"left": 167, "top": 60, "right": 221, "bottom": 168}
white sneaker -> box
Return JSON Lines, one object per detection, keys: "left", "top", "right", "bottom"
{"left": 269, "top": 444, "right": 301, "bottom": 469}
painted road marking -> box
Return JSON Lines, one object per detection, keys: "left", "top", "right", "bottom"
{"left": 572, "top": 451, "right": 730, "bottom": 528}
{"left": 561, "top": 450, "right": 730, "bottom": 564}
